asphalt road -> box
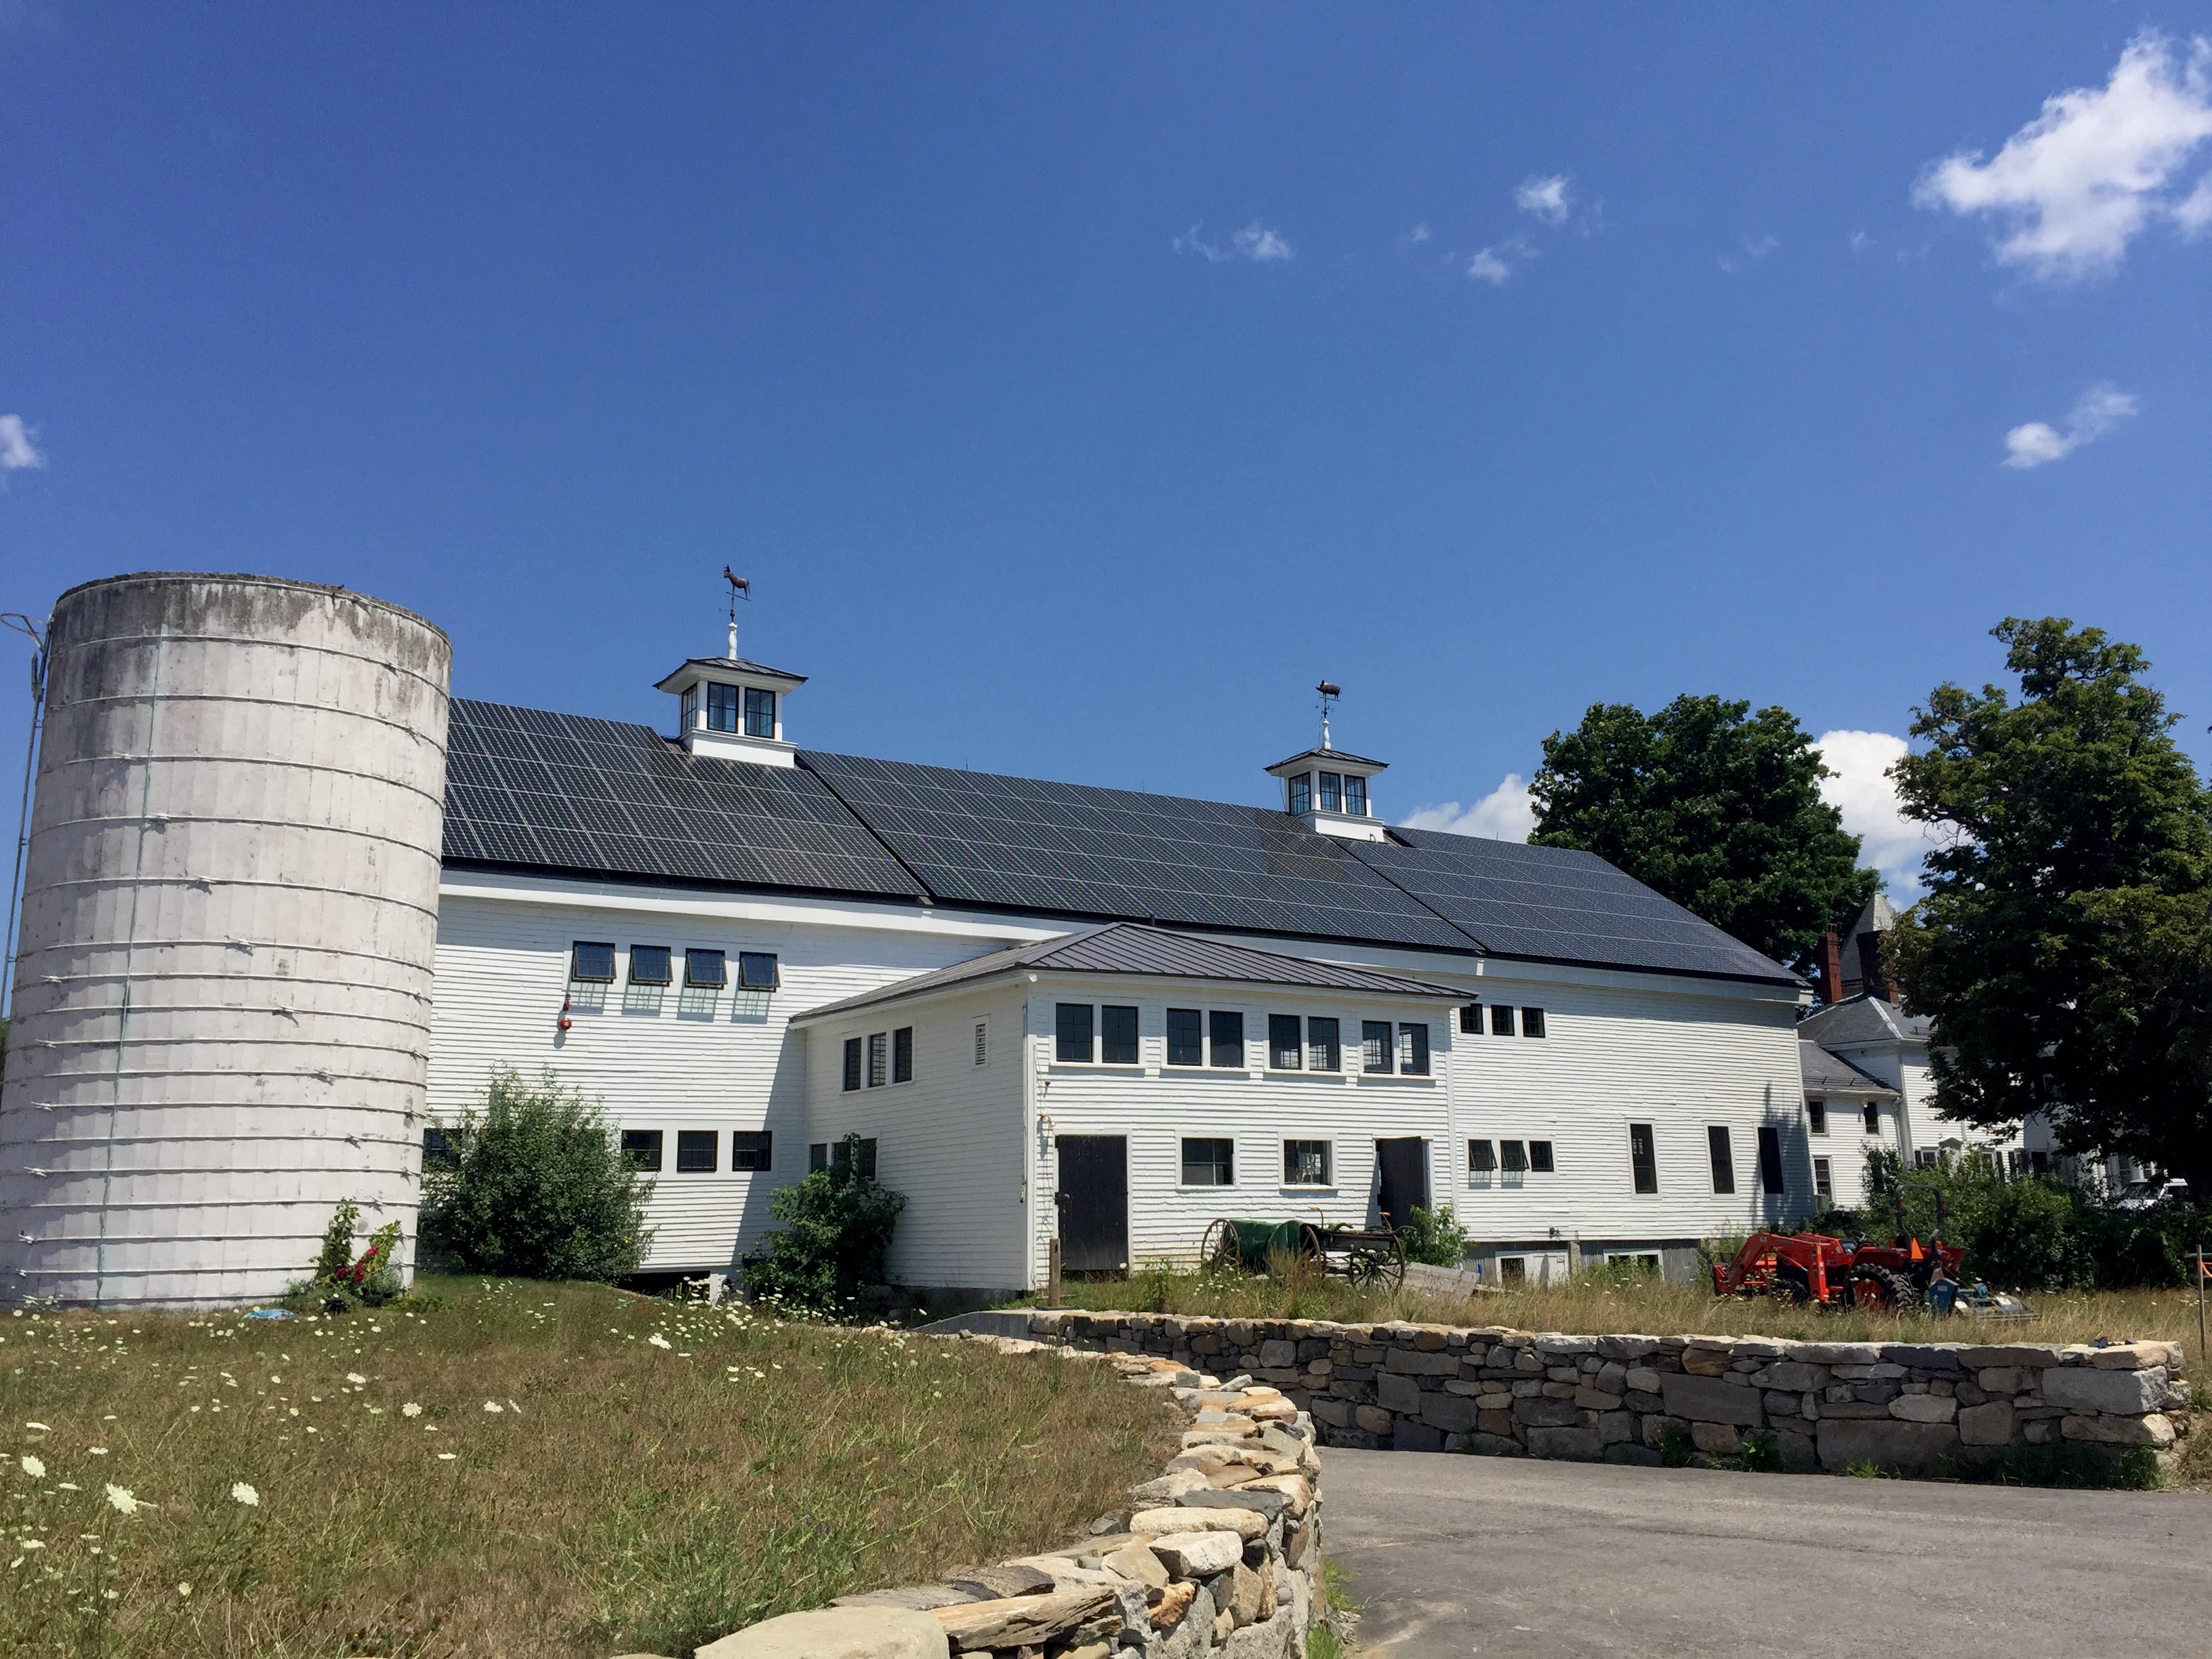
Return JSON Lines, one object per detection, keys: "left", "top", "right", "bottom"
{"left": 1321, "top": 1446, "right": 2212, "bottom": 1658}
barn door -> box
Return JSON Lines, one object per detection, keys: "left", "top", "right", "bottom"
{"left": 1054, "top": 1135, "right": 1128, "bottom": 1272}
{"left": 1375, "top": 1137, "right": 1429, "bottom": 1233}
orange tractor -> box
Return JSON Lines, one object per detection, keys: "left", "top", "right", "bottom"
{"left": 1712, "top": 1185, "right": 2001, "bottom": 1315}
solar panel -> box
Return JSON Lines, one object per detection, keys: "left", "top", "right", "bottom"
{"left": 1348, "top": 827, "right": 1796, "bottom": 983}
{"left": 798, "top": 750, "right": 1473, "bottom": 950}
{"left": 441, "top": 701, "right": 926, "bottom": 900}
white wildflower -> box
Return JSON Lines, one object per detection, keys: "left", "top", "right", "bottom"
{"left": 401, "top": 1403, "right": 422, "bottom": 1418}
{"left": 647, "top": 1332, "right": 672, "bottom": 1350}
{"left": 87, "top": 1448, "right": 107, "bottom": 1456}
{"left": 481, "top": 1401, "right": 503, "bottom": 1414}
{"left": 18, "top": 1456, "right": 43, "bottom": 1479}
{"left": 345, "top": 1372, "right": 366, "bottom": 1385}
{"left": 178, "top": 1583, "right": 192, "bottom": 1597}
{"left": 230, "top": 1482, "right": 259, "bottom": 1507}
{"left": 436, "top": 1452, "right": 456, "bottom": 1460}
{"left": 104, "top": 1485, "right": 142, "bottom": 1515}
{"left": 23, "top": 1422, "right": 47, "bottom": 1432}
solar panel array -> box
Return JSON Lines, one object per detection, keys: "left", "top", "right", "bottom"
{"left": 1347, "top": 827, "right": 1793, "bottom": 981}
{"left": 797, "top": 751, "right": 1472, "bottom": 950}
{"left": 442, "top": 700, "right": 925, "bottom": 899}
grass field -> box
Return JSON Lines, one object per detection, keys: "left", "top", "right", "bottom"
{"left": 1, "top": 1276, "right": 1176, "bottom": 1659}
{"left": 1050, "top": 1259, "right": 2212, "bottom": 1366}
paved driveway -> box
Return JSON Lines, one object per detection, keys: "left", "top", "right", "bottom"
{"left": 1322, "top": 1447, "right": 2212, "bottom": 1658}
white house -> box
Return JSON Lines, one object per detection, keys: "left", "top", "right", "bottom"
{"left": 424, "top": 638, "right": 1825, "bottom": 1296}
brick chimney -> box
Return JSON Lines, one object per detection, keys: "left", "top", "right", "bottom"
{"left": 1856, "top": 930, "right": 1898, "bottom": 1004}
{"left": 1817, "top": 929, "right": 1843, "bottom": 1005}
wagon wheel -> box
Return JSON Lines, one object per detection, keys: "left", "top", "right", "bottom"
{"left": 1201, "top": 1219, "right": 1243, "bottom": 1275}
{"left": 1345, "top": 1235, "right": 1408, "bottom": 1290}
{"left": 1297, "top": 1222, "right": 1330, "bottom": 1265}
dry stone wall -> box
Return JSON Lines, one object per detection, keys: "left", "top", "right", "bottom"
{"left": 697, "top": 1337, "right": 1324, "bottom": 1659}
{"left": 1021, "top": 1312, "right": 2191, "bottom": 1480}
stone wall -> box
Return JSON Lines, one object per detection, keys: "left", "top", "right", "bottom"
{"left": 698, "top": 1338, "right": 1324, "bottom": 1659}
{"left": 1019, "top": 1311, "right": 2191, "bottom": 1480}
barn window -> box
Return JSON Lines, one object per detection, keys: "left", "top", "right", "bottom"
{"left": 1181, "top": 1138, "right": 1235, "bottom": 1187}
{"left": 621, "top": 1130, "right": 663, "bottom": 1172}
{"left": 737, "top": 951, "right": 780, "bottom": 990}
{"left": 867, "top": 1032, "right": 888, "bottom": 1088}
{"left": 1757, "top": 1125, "right": 1786, "bottom": 1194}
{"left": 974, "top": 1021, "right": 987, "bottom": 1067}
{"left": 628, "top": 945, "right": 672, "bottom": 985}
{"left": 1459, "top": 1003, "right": 1483, "bottom": 1035}
{"left": 1397, "top": 1023, "right": 1431, "bottom": 1076}
{"left": 1166, "top": 1008, "right": 1203, "bottom": 1067}
{"left": 1863, "top": 1103, "right": 1881, "bottom": 1135}
{"left": 732, "top": 1130, "right": 773, "bottom": 1172}
{"left": 1629, "top": 1122, "right": 1658, "bottom": 1193}
{"left": 1284, "top": 1140, "right": 1332, "bottom": 1187}
{"left": 684, "top": 948, "right": 726, "bottom": 989}
{"left": 1287, "top": 774, "right": 1311, "bottom": 815}
{"left": 1490, "top": 1004, "right": 1515, "bottom": 1037}
{"left": 1468, "top": 1139, "right": 1496, "bottom": 1174}
{"left": 1318, "top": 771, "right": 1343, "bottom": 812}
{"left": 1807, "top": 1099, "right": 1828, "bottom": 1135}
{"left": 1307, "top": 1017, "right": 1340, "bottom": 1071}
{"left": 1521, "top": 1008, "right": 1547, "bottom": 1038}
{"left": 1500, "top": 1139, "right": 1529, "bottom": 1174}
{"left": 1706, "top": 1126, "right": 1735, "bottom": 1195}
{"left": 676, "top": 1130, "right": 718, "bottom": 1173}
{"left": 705, "top": 682, "right": 739, "bottom": 732}
{"left": 1056, "top": 1004, "right": 1094, "bottom": 1063}
{"left": 1344, "top": 775, "right": 1367, "bottom": 815}
{"left": 1361, "top": 1020, "right": 1393, "bottom": 1073}
{"left": 841, "top": 1038, "right": 862, "bottom": 1092}
{"left": 742, "top": 686, "right": 777, "bottom": 739}
{"left": 570, "top": 941, "right": 616, "bottom": 983}
{"left": 1529, "top": 1140, "right": 1555, "bottom": 1174}
{"left": 1101, "top": 1006, "right": 1139, "bottom": 1066}
{"left": 1208, "top": 1010, "right": 1245, "bottom": 1069}
{"left": 892, "top": 1026, "right": 914, "bottom": 1084}
{"left": 1268, "top": 1015, "right": 1304, "bottom": 1070}
{"left": 1814, "top": 1156, "right": 1833, "bottom": 1201}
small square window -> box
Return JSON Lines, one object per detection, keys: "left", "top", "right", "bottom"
{"left": 842, "top": 1038, "right": 862, "bottom": 1092}
{"left": 1498, "top": 1256, "right": 1528, "bottom": 1284}
{"left": 1490, "top": 1004, "right": 1515, "bottom": 1037}
{"left": 1268, "top": 1014, "right": 1303, "bottom": 1070}
{"left": 1166, "top": 1008, "right": 1203, "bottom": 1067}
{"left": 1468, "top": 1139, "right": 1497, "bottom": 1173}
{"left": 1361, "top": 1020, "right": 1393, "bottom": 1074}
{"left": 621, "top": 1129, "right": 663, "bottom": 1172}
{"left": 1521, "top": 1008, "right": 1547, "bottom": 1038}
{"left": 893, "top": 1026, "right": 914, "bottom": 1084}
{"left": 628, "top": 944, "right": 672, "bottom": 985}
{"left": 1101, "top": 1005, "right": 1139, "bottom": 1066}
{"left": 1501, "top": 1139, "right": 1529, "bottom": 1174}
{"left": 1813, "top": 1155, "right": 1833, "bottom": 1200}
{"left": 1056, "top": 1003, "right": 1094, "bottom": 1063}
{"left": 737, "top": 951, "right": 779, "bottom": 990}
{"left": 1307, "top": 1016, "right": 1340, "bottom": 1071}
{"left": 1397, "top": 1023, "right": 1431, "bottom": 1076}
{"left": 1182, "top": 1137, "right": 1235, "bottom": 1187}
{"left": 1459, "top": 1003, "right": 1483, "bottom": 1035}
{"left": 1529, "top": 1141, "right": 1554, "bottom": 1173}
{"left": 676, "top": 1130, "right": 718, "bottom": 1173}
{"left": 684, "top": 948, "right": 727, "bottom": 989}
{"left": 1807, "top": 1099, "right": 1828, "bottom": 1135}
{"left": 1284, "top": 1139, "right": 1331, "bottom": 1187}
{"left": 732, "top": 1130, "right": 773, "bottom": 1172}
{"left": 867, "top": 1031, "right": 888, "bottom": 1088}
{"left": 1208, "top": 1010, "right": 1245, "bottom": 1069}
{"left": 570, "top": 941, "right": 616, "bottom": 983}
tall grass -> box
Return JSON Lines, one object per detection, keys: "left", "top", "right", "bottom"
{"left": 0, "top": 1276, "right": 1175, "bottom": 1658}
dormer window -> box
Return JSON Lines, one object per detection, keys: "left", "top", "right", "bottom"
{"left": 1319, "top": 772, "right": 1343, "bottom": 813}
{"left": 1344, "top": 775, "right": 1367, "bottom": 815}
{"left": 706, "top": 682, "right": 740, "bottom": 733}
{"left": 680, "top": 684, "right": 699, "bottom": 732}
{"left": 743, "top": 687, "right": 776, "bottom": 739}
{"left": 1288, "top": 775, "right": 1311, "bottom": 815}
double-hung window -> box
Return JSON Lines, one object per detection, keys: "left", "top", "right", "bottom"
{"left": 742, "top": 686, "right": 776, "bottom": 739}
{"left": 705, "top": 682, "right": 739, "bottom": 732}
{"left": 892, "top": 1026, "right": 914, "bottom": 1084}
{"left": 1166, "top": 1008, "right": 1203, "bottom": 1067}
{"left": 1307, "top": 1017, "right": 1340, "bottom": 1071}
{"left": 1100, "top": 1006, "right": 1139, "bottom": 1065}
{"left": 1360, "top": 1020, "right": 1393, "bottom": 1074}
{"left": 1208, "top": 1010, "right": 1245, "bottom": 1069}
{"left": 1807, "top": 1099, "right": 1828, "bottom": 1135}
{"left": 1268, "top": 1014, "right": 1304, "bottom": 1070}
{"left": 1521, "top": 1008, "right": 1547, "bottom": 1038}
{"left": 1397, "top": 1023, "right": 1431, "bottom": 1076}
{"left": 1056, "top": 1003, "right": 1094, "bottom": 1063}
{"left": 1630, "top": 1122, "right": 1659, "bottom": 1193}
{"left": 1863, "top": 1103, "right": 1881, "bottom": 1135}
{"left": 1458, "top": 1003, "right": 1483, "bottom": 1035}
{"left": 867, "top": 1032, "right": 888, "bottom": 1088}
{"left": 1814, "top": 1156, "right": 1833, "bottom": 1200}
{"left": 1490, "top": 1004, "right": 1515, "bottom": 1037}
{"left": 1707, "top": 1126, "right": 1736, "bottom": 1195}
{"left": 841, "top": 1038, "right": 862, "bottom": 1092}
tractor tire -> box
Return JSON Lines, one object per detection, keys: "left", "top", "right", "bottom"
{"left": 1852, "top": 1265, "right": 1920, "bottom": 1313}
{"left": 1772, "top": 1261, "right": 1814, "bottom": 1305}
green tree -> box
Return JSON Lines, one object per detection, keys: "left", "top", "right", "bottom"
{"left": 419, "top": 1065, "right": 655, "bottom": 1281}
{"left": 1889, "top": 618, "right": 2212, "bottom": 1193}
{"left": 1530, "top": 695, "right": 1879, "bottom": 967}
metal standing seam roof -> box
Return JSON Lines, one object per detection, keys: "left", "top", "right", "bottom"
{"left": 1798, "top": 1036, "right": 1901, "bottom": 1098}
{"left": 793, "top": 921, "right": 1474, "bottom": 1023}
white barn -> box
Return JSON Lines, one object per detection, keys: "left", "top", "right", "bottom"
{"left": 425, "top": 644, "right": 1827, "bottom": 1297}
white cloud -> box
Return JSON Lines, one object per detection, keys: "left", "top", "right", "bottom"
{"left": 1466, "top": 237, "right": 1532, "bottom": 285}
{"left": 1717, "top": 232, "right": 1779, "bottom": 273}
{"left": 0, "top": 414, "right": 44, "bottom": 472}
{"left": 1406, "top": 222, "right": 1431, "bottom": 245}
{"left": 1514, "top": 173, "right": 1572, "bottom": 225}
{"left": 2001, "top": 382, "right": 2137, "bottom": 469}
{"left": 1913, "top": 31, "right": 2212, "bottom": 281}
{"left": 1401, "top": 775, "right": 1536, "bottom": 842}
{"left": 1815, "top": 729, "right": 1937, "bottom": 895}
{"left": 1174, "top": 221, "right": 1293, "bottom": 264}
{"left": 2178, "top": 171, "right": 2212, "bottom": 234}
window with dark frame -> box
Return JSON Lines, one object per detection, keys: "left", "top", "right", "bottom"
{"left": 1521, "top": 1007, "right": 1547, "bottom": 1038}
{"left": 1056, "top": 1003, "right": 1094, "bottom": 1063}
{"left": 1101, "top": 1005, "right": 1139, "bottom": 1066}
{"left": 974, "top": 1022, "right": 987, "bottom": 1067}
{"left": 1863, "top": 1103, "right": 1881, "bottom": 1134}
{"left": 570, "top": 941, "right": 616, "bottom": 983}
{"left": 679, "top": 683, "right": 699, "bottom": 733}
{"left": 809, "top": 1142, "right": 828, "bottom": 1172}
{"left": 676, "top": 1130, "right": 718, "bottom": 1173}
{"left": 621, "top": 1129, "right": 663, "bottom": 1172}
{"left": 1630, "top": 1122, "right": 1659, "bottom": 1193}
{"left": 1707, "top": 1126, "right": 1736, "bottom": 1194}
{"left": 1498, "top": 1256, "right": 1528, "bottom": 1283}
{"left": 1397, "top": 1023, "right": 1431, "bottom": 1076}
{"left": 1288, "top": 775, "right": 1311, "bottom": 815}
{"left": 867, "top": 1032, "right": 888, "bottom": 1088}
{"left": 628, "top": 944, "right": 672, "bottom": 985}
{"left": 1458, "top": 1003, "right": 1483, "bottom": 1035}
{"left": 737, "top": 951, "right": 780, "bottom": 990}
{"left": 1757, "top": 1125, "right": 1785, "bottom": 1195}
{"left": 732, "top": 1130, "right": 773, "bottom": 1171}
{"left": 831, "top": 1137, "right": 878, "bottom": 1181}
{"left": 1813, "top": 1156, "right": 1832, "bottom": 1200}
{"left": 1318, "top": 771, "right": 1343, "bottom": 812}
{"left": 1490, "top": 1004, "right": 1516, "bottom": 1037}
{"left": 1361, "top": 1020, "right": 1393, "bottom": 1073}
{"left": 1307, "top": 1016, "right": 1341, "bottom": 1071}
{"left": 1284, "top": 1140, "right": 1331, "bottom": 1187}
{"left": 1807, "top": 1099, "right": 1828, "bottom": 1135}
{"left": 1166, "top": 1007, "right": 1202, "bottom": 1067}
{"left": 1530, "top": 1140, "right": 1555, "bottom": 1173}
{"left": 1268, "top": 1014, "right": 1304, "bottom": 1070}
{"left": 742, "top": 685, "right": 776, "bottom": 739}
{"left": 422, "top": 1126, "right": 457, "bottom": 1170}
{"left": 841, "top": 1038, "right": 862, "bottom": 1092}
{"left": 1208, "top": 1010, "right": 1245, "bottom": 1069}
{"left": 1344, "top": 775, "right": 1367, "bottom": 816}
{"left": 1181, "top": 1137, "right": 1235, "bottom": 1187}
{"left": 684, "top": 948, "right": 727, "bottom": 989}
{"left": 1468, "top": 1139, "right": 1497, "bottom": 1173}
{"left": 705, "top": 682, "right": 739, "bottom": 733}
{"left": 892, "top": 1026, "right": 914, "bottom": 1084}
{"left": 1500, "top": 1139, "right": 1529, "bottom": 1174}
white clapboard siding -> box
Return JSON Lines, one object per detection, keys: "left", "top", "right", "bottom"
{"left": 428, "top": 890, "right": 1035, "bottom": 1271}
{"left": 806, "top": 985, "right": 1029, "bottom": 1292}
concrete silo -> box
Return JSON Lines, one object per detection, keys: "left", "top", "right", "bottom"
{"left": 0, "top": 573, "right": 451, "bottom": 1307}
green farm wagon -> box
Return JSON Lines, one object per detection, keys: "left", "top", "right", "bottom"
{"left": 1200, "top": 1217, "right": 1407, "bottom": 1288}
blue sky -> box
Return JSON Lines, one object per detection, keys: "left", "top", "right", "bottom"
{"left": 5, "top": 6, "right": 2210, "bottom": 898}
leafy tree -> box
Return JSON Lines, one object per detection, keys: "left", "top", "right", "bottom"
{"left": 1888, "top": 619, "right": 2212, "bottom": 1194}
{"left": 741, "top": 1133, "right": 906, "bottom": 1314}
{"left": 1530, "top": 695, "right": 1879, "bottom": 967}
{"left": 419, "top": 1065, "right": 655, "bottom": 1281}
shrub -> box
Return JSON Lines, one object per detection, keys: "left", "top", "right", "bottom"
{"left": 419, "top": 1065, "right": 654, "bottom": 1281}
{"left": 1397, "top": 1204, "right": 1467, "bottom": 1267}
{"left": 290, "top": 1201, "right": 405, "bottom": 1309}
{"left": 741, "top": 1132, "right": 905, "bottom": 1314}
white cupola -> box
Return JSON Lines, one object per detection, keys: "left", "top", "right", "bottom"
{"left": 1266, "top": 680, "right": 1388, "bottom": 842}
{"left": 656, "top": 575, "right": 806, "bottom": 765}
